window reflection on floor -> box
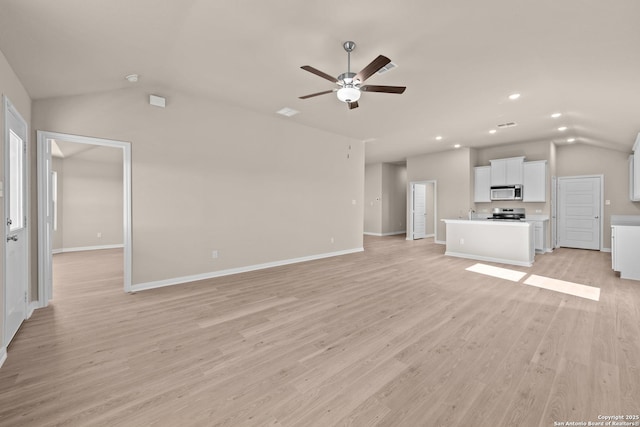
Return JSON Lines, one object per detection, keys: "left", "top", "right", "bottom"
{"left": 466, "top": 263, "right": 601, "bottom": 301}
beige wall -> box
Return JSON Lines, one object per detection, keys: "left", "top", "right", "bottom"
{"left": 407, "top": 148, "right": 473, "bottom": 241}
{"left": 364, "top": 163, "right": 407, "bottom": 235}
{"left": 381, "top": 163, "right": 407, "bottom": 235}
{"left": 1, "top": 47, "right": 33, "bottom": 344}
{"left": 556, "top": 143, "right": 640, "bottom": 247}
{"left": 364, "top": 164, "right": 382, "bottom": 235}
{"left": 53, "top": 146, "right": 123, "bottom": 251}
{"left": 32, "top": 87, "right": 364, "bottom": 286}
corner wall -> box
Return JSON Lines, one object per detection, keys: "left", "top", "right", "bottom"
{"left": 407, "top": 148, "right": 473, "bottom": 242}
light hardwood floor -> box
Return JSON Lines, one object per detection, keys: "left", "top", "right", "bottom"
{"left": 1, "top": 236, "right": 639, "bottom": 426}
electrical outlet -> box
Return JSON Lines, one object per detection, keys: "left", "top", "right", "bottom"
{"left": 330, "top": 237, "right": 334, "bottom": 244}
{"left": 211, "top": 250, "right": 219, "bottom": 259}
{"left": 97, "top": 232, "right": 102, "bottom": 238}
{"left": 460, "top": 238, "right": 464, "bottom": 245}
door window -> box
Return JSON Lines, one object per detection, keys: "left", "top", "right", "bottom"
{"left": 9, "top": 129, "right": 25, "bottom": 232}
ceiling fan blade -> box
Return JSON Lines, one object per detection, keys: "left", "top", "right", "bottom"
{"left": 361, "top": 85, "right": 406, "bottom": 94}
{"left": 353, "top": 55, "right": 391, "bottom": 83}
{"left": 299, "top": 89, "right": 336, "bottom": 99}
{"left": 301, "top": 65, "right": 340, "bottom": 84}
{"left": 348, "top": 101, "right": 359, "bottom": 110}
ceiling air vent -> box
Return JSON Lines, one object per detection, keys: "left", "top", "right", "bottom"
{"left": 497, "top": 122, "right": 517, "bottom": 128}
{"left": 377, "top": 62, "right": 398, "bottom": 74}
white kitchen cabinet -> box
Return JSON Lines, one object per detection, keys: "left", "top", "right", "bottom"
{"left": 611, "top": 216, "right": 640, "bottom": 280}
{"left": 529, "top": 219, "right": 547, "bottom": 252}
{"left": 631, "top": 133, "right": 640, "bottom": 201}
{"left": 474, "top": 166, "right": 491, "bottom": 202}
{"left": 630, "top": 155, "right": 639, "bottom": 201}
{"left": 490, "top": 156, "right": 524, "bottom": 186}
{"left": 523, "top": 160, "right": 547, "bottom": 202}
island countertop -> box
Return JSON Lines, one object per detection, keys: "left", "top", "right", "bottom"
{"left": 442, "top": 219, "right": 535, "bottom": 267}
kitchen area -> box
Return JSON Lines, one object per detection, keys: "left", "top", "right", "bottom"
{"left": 442, "top": 136, "right": 640, "bottom": 281}
{"left": 443, "top": 155, "right": 549, "bottom": 267}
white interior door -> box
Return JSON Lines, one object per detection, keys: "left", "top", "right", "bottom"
{"left": 558, "top": 176, "right": 601, "bottom": 250}
{"left": 412, "top": 183, "right": 427, "bottom": 239}
{"left": 4, "top": 97, "right": 28, "bottom": 347}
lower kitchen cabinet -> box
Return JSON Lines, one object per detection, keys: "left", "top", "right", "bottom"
{"left": 528, "top": 219, "right": 548, "bottom": 253}
{"left": 611, "top": 221, "right": 640, "bottom": 281}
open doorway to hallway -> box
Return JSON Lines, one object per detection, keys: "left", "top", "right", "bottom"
{"left": 50, "top": 141, "right": 124, "bottom": 299}
{"left": 37, "top": 131, "right": 132, "bottom": 306}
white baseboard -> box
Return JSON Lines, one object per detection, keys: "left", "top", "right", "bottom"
{"left": 435, "top": 240, "right": 446, "bottom": 245}
{"left": 0, "top": 347, "right": 6, "bottom": 369}
{"left": 27, "top": 301, "right": 39, "bottom": 319}
{"left": 131, "top": 247, "right": 365, "bottom": 293}
{"left": 364, "top": 231, "right": 406, "bottom": 237}
{"left": 601, "top": 248, "right": 612, "bottom": 253}
{"left": 53, "top": 244, "right": 124, "bottom": 254}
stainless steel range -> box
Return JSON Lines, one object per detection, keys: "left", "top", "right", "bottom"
{"left": 490, "top": 207, "right": 526, "bottom": 221}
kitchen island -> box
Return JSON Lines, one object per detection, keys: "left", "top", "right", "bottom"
{"left": 442, "top": 219, "right": 535, "bottom": 267}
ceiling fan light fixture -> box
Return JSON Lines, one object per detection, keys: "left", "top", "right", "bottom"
{"left": 337, "top": 87, "right": 361, "bottom": 103}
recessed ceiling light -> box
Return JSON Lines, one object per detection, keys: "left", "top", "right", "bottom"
{"left": 454, "top": 144, "right": 461, "bottom": 148}
{"left": 489, "top": 129, "right": 497, "bottom": 134}
{"left": 567, "top": 138, "right": 576, "bottom": 143}
{"left": 125, "top": 74, "right": 139, "bottom": 83}
{"left": 435, "top": 136, "right": 443, "bottom": 140}
{"left": 551, "top": 112, "right": 562, "bottom": 118}
{"left": 558, "top": 126, "right": 568, "bottom": 131}
{"left": 508, "top": 93, "right": 521, "bottom": 100}
{"left": 276, "top": 107, "right": 300, "bottom": 117}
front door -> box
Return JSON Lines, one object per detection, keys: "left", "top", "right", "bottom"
{"left": 558, "top": 176, "right": 601, "bottom": 250}
{"left": 4, "top": 97, "right": 28, "bottom": 347}
{"left": 412, "top": 183, "right": 426, "bottom": 239}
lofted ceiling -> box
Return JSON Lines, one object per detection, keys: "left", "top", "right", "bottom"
{"left": 1, "top": 0, "right": 639, "bottom": 164}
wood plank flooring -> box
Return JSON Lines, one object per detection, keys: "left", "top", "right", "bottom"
{"left": 1, "top": 236, "right": 639, "bottom": 426}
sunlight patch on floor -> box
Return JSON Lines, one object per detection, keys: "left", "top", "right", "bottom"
{"left": 465, "top": 263, "right": 528, "bottom": 282}
{"left": 523, "top": 274, "right": 600, "bottom": 301}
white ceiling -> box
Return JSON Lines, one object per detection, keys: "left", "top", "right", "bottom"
{"left": 2, "top": 0, "right": 640, "bottom": 164}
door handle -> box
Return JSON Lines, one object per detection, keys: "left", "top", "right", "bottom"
{"left": 7, "top": 235, "right": 18, "bottom": 242}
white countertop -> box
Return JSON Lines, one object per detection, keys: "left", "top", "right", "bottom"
{"left": 611, "top": 215, "right": 640, "bottom": 226}
{"left": 443, "top": 219, "right": 530, "bottom": 226}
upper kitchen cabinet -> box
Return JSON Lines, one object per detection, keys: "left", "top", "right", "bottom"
{"left": 474, "top": 166, "right": 491, "bottom": 203}
{"left": 523, "top": 160, "right": 547, "bottom": 202}
{"left": 631, "top": 133, "right": 640, "bottom": 202}
{"left": 490, "top": 156, "right": 524, "bottom": 186}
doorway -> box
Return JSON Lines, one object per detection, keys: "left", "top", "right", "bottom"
{"left": 37, "top": 131, "right": 132, "bottom": 305}
{"left": 556, "top": 175, "right": 603, "bottom": 250}
{"left": 3, "top": 96, "right": 29, "bottom": 350}
{"left": 408, "top": 180, "right": 437, "bottom": 240}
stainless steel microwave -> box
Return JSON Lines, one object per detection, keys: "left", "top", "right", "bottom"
{"left": 490, "top": 185, "right": 523, "bottom": 201}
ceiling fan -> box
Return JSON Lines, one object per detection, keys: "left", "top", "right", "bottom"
{"left": 299, "top": 41, "right": 406, "bottom": 110}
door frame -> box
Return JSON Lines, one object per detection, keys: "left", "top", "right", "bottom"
{"left": 555, "top": 174, "right": 604, "bottom": 251}
{"left": 37, "top": 131, "right": 132, "bottom": 304}
{"left": 407, "top": 180, "right": 437, "bottom": 241}
{"left": 3, "top": 95, "right": 30, "bottom": 352}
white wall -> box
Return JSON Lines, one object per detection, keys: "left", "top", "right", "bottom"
{"left": 32, "top": 87, "right": 364, "bottom": 287}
